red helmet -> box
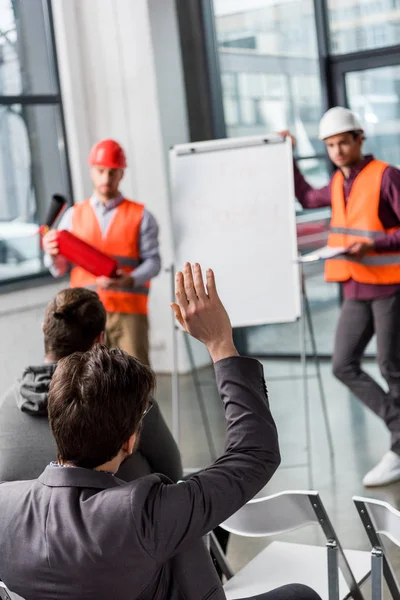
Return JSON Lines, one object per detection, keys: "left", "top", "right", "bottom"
{"left": 88, "top": 139, "right": 127, "bottom": 169}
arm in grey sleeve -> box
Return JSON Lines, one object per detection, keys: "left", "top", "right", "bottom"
{"left": 130, "top": 209, "right": 161, "bottom": 287}
{"left": 136, "top": 357, "right": 281, "bottom": 562}
{"left": 43, "top": 207, "right": 73, "bottom": 278}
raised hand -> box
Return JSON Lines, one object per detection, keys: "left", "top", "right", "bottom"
{"left": 278, "top": 130, "right": 296, "bottom": 149}
{"left": 171, "top": 262, "right": 238, "bottom": 363}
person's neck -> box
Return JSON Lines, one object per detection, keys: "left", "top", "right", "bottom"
{"left": 44, "top": 354, "right": 58, "bottom": 364}
{"left": 94, "top": 191, "right": 120, "bottom": 206}
{"left": 341, "top": 155, "right": 364, "bottom": 179}
{"left": 59, "top": 453, "right": 123, "bottom": 474}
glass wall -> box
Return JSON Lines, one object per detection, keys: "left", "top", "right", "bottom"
{"left": 0, "top": 0, "right": 70, "bottom": 282}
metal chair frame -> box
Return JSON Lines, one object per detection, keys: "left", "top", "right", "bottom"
{"left": 353, "top": 496, "right": 400, "bottom": 600}
{"left": 211, "top": 490, "right": 368, "bottom": 600}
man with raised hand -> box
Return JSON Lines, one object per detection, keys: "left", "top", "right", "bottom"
{"left": 0, "top": 264, "right": 319, "bottom": 600}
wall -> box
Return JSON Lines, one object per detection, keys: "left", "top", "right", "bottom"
{"left": 0, "top": 280, "right": 65, "bottom": 391}
{"left": 51, "top": 0, "right": 210, "bottom": 372}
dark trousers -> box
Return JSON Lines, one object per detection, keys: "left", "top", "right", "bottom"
{"left": 242, "top": 583, "right": 321, "bottom": 600}
{"left": 332, "top": 292, "right": 400, "bottom": 453}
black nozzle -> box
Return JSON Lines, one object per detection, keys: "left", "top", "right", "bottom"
{"left": 45, "top": 194, "right": 68, "bottom": 228}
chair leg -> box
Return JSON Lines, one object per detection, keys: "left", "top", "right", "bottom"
{"left": 327, "top": 541, "right": 340, "bottom": 600}
{"left": 209, "top": 531, "right": 234, "bottom": 580}
{"left": 371, "top": 548, "right": 383, "bottom": 600}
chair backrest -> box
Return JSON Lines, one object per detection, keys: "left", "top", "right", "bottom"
{"left": 353, "top": 496, "right": 400, "bottom": 600}
{"left": 219, "top": 490, "right": 366, "bottom": 600}
{"left": 220, "top": 490, "right": 322, "bottom": 537}
{"left": 353, "top": 496, "right": 400, "bottom": 547}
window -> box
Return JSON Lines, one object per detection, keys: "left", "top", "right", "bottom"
{"left": 327, "top": 0, "right": 400, "bottom": 54}
{"left": 346, "top": 65, "right": 400, "bottom": 167}
{"left": 0, "top": 0, "right": 70, "bottom": 282}
{"left": 212, "top": 0, "right": 324, "bottom": 155}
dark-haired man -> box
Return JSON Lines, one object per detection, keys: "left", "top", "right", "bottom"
{"left": 281, "top": 106, "right": 400, "bottom": 486}
{"left": 0, "top": 263, "right": 320, "bottom": 600}
{"left": 0, "top": 287, "right": 182, "bottom": 483}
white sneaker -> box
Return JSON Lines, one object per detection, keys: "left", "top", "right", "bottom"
{"left": 363, "top": 451, "right": 400, "bottom": 487}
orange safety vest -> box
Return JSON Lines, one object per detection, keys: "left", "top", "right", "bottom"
{"left": 70, "top": 199, "right": 150, "bottom": 314}
{"left": 325, "top": 159, "right": 400, "bottom": 284}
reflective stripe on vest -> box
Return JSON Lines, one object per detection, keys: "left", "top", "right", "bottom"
{"left": 85, "top": 283, "right": 150, "bottom": 294}
{"left": 325, "top": 159, "right": 400, "bottom": 284}
{"left": 329, "top": 227, "right": 383, "bottom": 239}
{"left": 69, "top": 199, "right": 150, "bottom": 315}
{"left": 328, "top": 253, "right": 400, "bottom": 266}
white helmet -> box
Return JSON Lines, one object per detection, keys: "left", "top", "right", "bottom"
{"left": 319, "top": 107, "right": 363, "bottom": 140}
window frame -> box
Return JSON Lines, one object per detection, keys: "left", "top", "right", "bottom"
{"left": 0, "top": 0, "right": 72, "bottom": 287}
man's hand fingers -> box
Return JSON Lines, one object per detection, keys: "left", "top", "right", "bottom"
{"left": 183, "top": 262, "right": 198, "bottom": 303}
{"left": 97, "top": 277, "right": 111, "bottom": 289}
{"left": 346, "top": 243, "right": 360, "bottom": 255}
{"left": 206, "top": 268, "right": 218, "bottom": 301}
{"left": 175, "top": 271, "right": 189, "bottom": 308}
{"left": 170, "top": 303, "right": 185, "bottom": 329}
{"left": 193, "top": 263, "right": 207, "bottom": 299}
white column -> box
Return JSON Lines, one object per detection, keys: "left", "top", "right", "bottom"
{"left": 51, "top": 0, "right": 211, "bottom": 372}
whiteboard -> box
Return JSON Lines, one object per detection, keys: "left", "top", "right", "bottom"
{"left": 169, "top": 135, "right": 300, "bottom": 328}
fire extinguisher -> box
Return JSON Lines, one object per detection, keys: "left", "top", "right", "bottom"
{"left": 39, "top": 195, "right": 118, "bottom": 278}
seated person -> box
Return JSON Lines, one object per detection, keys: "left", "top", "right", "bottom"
{"left": 0, "top": 287, "right": 182, "bottom": 483}
{"left": 0, "top": 263, "right": 320, "bottom": 600}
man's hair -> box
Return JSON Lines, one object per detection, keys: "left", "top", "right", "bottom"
{"left": 349, "top": 130, "right": 364, "bottom": 140}
{"left": 48, "top": 345, "right": 156, "bottom": 469}
{"left": 43, "top": 288, "right": 106, "bottom": 360}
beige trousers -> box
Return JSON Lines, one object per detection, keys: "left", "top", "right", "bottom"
{"left": 105, "top": 312, "right": 150, "bottom": 366}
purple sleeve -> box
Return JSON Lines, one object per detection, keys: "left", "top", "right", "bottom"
{"left": 293, "top": 159, "right": 332, "bottom": 209}
{"left": 374, "top": 166, "right": 400, "bottom": 252}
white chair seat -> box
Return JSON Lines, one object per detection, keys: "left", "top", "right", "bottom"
{"left": 223, "top": 541, "right": 370, "bottom": 600}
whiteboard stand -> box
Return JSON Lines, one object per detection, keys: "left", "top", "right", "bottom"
{"left": 263, "top": 269, "right": 335, "bottom": 489}
{"left": 300, "top": 263, "right": 335, "bottom": 488}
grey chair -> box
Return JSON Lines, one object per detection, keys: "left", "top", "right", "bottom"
{"left": 210, "top": 490, "right": 370, "bottom": 600}
{"left": 353, "top": 496, "right": 400, "bottom": 600}
{"left": 0, "top": 582, "right": 25, "bottom": 600}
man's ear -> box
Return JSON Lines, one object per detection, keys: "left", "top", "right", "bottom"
{"left": 41, "top": 322, "right": 44, "bottom": 332}
{"left": 122, "top": 433, "right": 136, "bottom": 457}
{"left": 92, "top": 331, "right": 105, "bottom": 346}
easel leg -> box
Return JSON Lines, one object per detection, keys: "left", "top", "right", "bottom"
{"left": 183, "top": 334, "right": 218, "bottom": 462}
{"left": 171, "top": 267, "right": 180, "bottom": 444}
{"left": 300, "top": 266, "right": 313, "bottom": 490}
{"left": 302, "top": 275, "right": 335, "bottom": 463}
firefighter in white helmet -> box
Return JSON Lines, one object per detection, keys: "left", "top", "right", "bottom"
{"left": 281, "top": 106, "right": 400, "bottom": 487}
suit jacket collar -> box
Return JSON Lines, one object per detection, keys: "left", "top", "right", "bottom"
{"left": 38, "top": 465, "right": 124, "bottom": 490}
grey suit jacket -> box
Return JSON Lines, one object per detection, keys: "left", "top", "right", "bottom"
{"left": 0, "top": 356, "right": 280, "bottom": 600}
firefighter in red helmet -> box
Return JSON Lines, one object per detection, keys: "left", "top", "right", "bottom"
{"left": 42, "top": 139, "right": 161, "bottom": 366}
